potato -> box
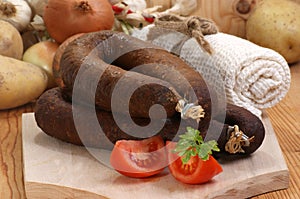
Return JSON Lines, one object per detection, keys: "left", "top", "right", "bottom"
{"left": 0, "top": 55, "right": 48, "bottom": 110}
{"left": 0, "top": 20, "right": 23, "bottom": 60}
{"left": 246, "top": 0, "right": 300, "bottom": 64}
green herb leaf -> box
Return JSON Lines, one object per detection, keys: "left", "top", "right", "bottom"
{"left": 174, "top": 127, "right": 220, "bottom": 164}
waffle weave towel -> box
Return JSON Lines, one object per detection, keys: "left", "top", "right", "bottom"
{"left": 132, "top": 26, "right": 291, "bottom": 117}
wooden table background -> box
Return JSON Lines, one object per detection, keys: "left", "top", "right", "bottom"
{"left": 0, "top": 62, "right": 299, "bottom": 199}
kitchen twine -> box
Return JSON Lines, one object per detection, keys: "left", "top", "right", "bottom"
{"left": 175, "top": 99, "right": 205, "bottom": 124}
{"left": 154, "top": 14, "right": 218, "bottom": 54}
{"left": 226, "top": 125, "right": 255, "bottom": 154}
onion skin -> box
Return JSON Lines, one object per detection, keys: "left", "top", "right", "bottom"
{"left": 43, "top": 0, "right": 114, "bottom": 43}
{"left": 23, "top": 40, "right": 59, "bottom": 89}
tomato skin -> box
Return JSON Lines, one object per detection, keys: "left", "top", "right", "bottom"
{"left": 110, "top": 136, "right": 167, "bottom": 178}
{"left": 166, "top": 141, "right": 223, "bottom": 184}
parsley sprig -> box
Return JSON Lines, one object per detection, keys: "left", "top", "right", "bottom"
{"left": 173, "top": 127, "right": 220, "bottom": 164}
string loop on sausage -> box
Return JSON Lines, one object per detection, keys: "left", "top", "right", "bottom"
{"left": 225, "top": 125, "right": 255, "bottom": 154}
{"left": 175, "top": 99, "right": 205, "bottom": 123}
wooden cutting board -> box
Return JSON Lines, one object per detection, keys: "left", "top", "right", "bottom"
{"left": 22, "top": 113, "right": 289, "bottom": 199}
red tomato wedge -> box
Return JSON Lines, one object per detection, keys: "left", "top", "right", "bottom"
{"left": 166, "top": 141, "right": 223, "bottom": 184}
{"left": 110, "top": 136, "right": 167, "bottom": 178}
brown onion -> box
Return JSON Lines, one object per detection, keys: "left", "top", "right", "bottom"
{"left": 43, "top": 0, "right": 114, "bottom": 43}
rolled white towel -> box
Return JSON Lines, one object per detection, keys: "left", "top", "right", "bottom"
{"left": 132, "top": 26, "right": 291, "bottom": 117}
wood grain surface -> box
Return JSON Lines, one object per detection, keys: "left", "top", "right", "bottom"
{"left": 0, "top": 103, "right": 34, "bottom": 199}
{"left": 0, "top": 63, "right": 299, "bottom": 198}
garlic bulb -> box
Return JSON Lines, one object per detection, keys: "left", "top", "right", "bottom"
{"left": 26, "top": 0, "right": 48, "bottom": 16}
{"left": 29, "top": 14, "right": 46, "bottom": 31}
{"left": 123, "top": 0, "right": 147, "bottom": 12}
{"left": 162, "top": 0, "right": 197, "bottom": 16}
{"left": 110, "top": 0, "right": 147, "bottom": 12}
{"left": 0, "top": 0, "right": 32, "bottom": 32}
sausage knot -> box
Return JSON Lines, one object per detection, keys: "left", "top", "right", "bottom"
{"left": 175, "top": 99, "right": 205, "bottom": 123}
{"left": 225, "top": 125, "right": 255, "bottom": 154}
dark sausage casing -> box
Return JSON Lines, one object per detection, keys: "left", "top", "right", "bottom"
{"left": 35, "top": 88, "right": 181, "bottom": 149}
{"left": 35, "top": 88, "right": 265, "bottom": 155}
{"left": 56, "top": 31, "right": 212, "bottom": 131}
